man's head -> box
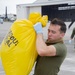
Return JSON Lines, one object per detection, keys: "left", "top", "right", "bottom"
{"left": 48, "top": 18, "right": 67, "bottom": 41}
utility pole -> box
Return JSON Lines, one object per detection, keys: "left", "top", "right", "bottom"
{"left": 5, "top": 6, "right": 8, "bottom": 20}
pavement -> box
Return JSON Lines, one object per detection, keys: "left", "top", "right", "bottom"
{"left": 0, "top": 21, "right": 75, "bottom": 75}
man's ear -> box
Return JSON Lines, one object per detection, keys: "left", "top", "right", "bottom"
{"left": 61, "top": 33, "right": 65, "bottom": 37}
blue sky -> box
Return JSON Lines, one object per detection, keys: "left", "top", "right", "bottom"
{"left": 0, "top": 0, "right": 36, "bottom": 15}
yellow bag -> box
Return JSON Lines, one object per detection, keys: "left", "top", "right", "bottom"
{"left": 1, "top": 12, "right": 48, "bottom": 75}
{"left": 0, "top": 46, "right": 1, "bottom": 59}
{"left": 28, "top": 12, "right": 48, "bottom": 27}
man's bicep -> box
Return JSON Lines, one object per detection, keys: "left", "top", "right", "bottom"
{"left": 54, "top": 44, "right": 63, "bottom": 56}
{"left": 47, "top": 45, "right": 56, "bottom": 56}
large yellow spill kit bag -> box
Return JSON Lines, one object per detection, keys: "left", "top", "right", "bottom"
{"left": 0, "top": 46, "right": 1, "bottom": 59}
{"left": 0, "top": 12, "right": 48, "bottom": 75}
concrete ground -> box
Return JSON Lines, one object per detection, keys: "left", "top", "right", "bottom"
{"left": 0, "top": 21, "right": 75, "bottom": 75}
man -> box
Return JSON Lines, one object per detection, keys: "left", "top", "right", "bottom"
{"left": 70, "top": 27, "right": 75, "bottom": 40}
{"left": 33, "top": 18, "right": 67, "bottom": 75}
{"left": 69, "top": 27, "right": 75, "bottom": 48}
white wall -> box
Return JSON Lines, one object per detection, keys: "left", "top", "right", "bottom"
{"left": 17, "top": 5, "right": 30, "bottom": 19}
{"left": 30, "top": 6, "right": 41, "bottom": 15}
{"left": 17, "top": 5, "right": 41, "bottom": 19}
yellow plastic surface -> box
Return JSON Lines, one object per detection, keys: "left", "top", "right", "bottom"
{"left": 28, "top": 12, "right": 48, "bottom": 27}
{"left": 0, "top": 12, "right": 48, "bottom": 75}
{"left": 0, "top": 46, "right": 1, "bottom": 59}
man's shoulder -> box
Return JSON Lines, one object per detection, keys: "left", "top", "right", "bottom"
{"left": 54, "top": 42, "right": 67, "bottom": 49}
{"left": 53, "top": 43, "right": 67, "bottom": 57}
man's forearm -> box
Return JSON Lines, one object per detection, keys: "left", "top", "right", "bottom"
{"left": 36, "top": 33, "right": 47, "bottom": 56}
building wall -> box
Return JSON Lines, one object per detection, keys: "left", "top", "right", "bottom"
{"left": 16, "top": 0, "right": 75, "bottom": 20}
{"left": 17, "top": 5, "right": 41, "bottom": 19}
{"left": 17, "top": 5, "right": 30, "bottom": 19}
{"left": 30, "top": 6, "right": 41, "bottom": 15}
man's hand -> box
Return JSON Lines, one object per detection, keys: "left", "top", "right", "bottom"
{"left": 33, "top": 22, "right": 43, "bottom": 34}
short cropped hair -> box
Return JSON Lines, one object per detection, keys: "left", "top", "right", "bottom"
{"left": 50, "top": 18, "right": 67, "bottom": 33}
